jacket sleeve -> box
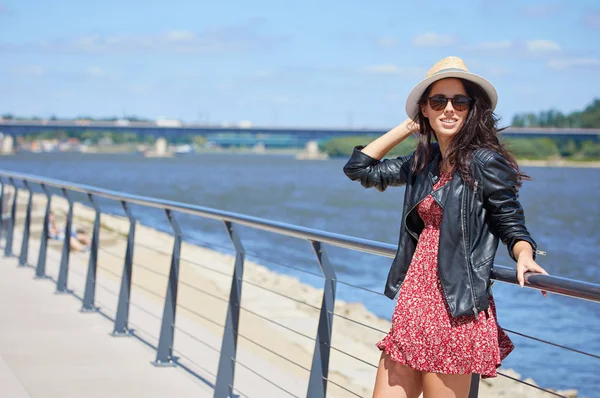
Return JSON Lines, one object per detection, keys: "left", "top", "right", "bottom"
{"left": 343, "top": 146, "right": 414, "bottom": 191}
{"left": 480, "top": 152, "right": 537, "bottom": 261}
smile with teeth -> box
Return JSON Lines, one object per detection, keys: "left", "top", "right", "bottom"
{"left": 441, "top": 119, "right": 457, "bottom": 123}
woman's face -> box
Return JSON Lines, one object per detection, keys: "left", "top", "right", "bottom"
{"left": 420, "top": 78, "right": 469, "bottom": 141}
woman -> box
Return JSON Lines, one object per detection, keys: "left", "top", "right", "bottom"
{"left": 343, "top": 56, "right": 548, "bottom": 398}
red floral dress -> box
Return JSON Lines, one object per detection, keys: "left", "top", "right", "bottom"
{"left": 377, "top": 172, "right": 514, "bottom": 378}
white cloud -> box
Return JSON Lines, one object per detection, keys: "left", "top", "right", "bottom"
{"left": 365, "top": 64, "right": 401, "bottom": 74}
{"left": 376, "top": 36, "right": 398, "bottom": 48}
{"left": 526, "top": 39, "right": 561, "bottom": 53}
{"left": 127, "top": 84, "right": 152, "bottom": 94}
{"left": 86, "top": 66, "right": 111, "bottom": 78}
{"left": 468, "top": 40, "right": 513, "bottom": 51}
{"left": 521, "top": 4, "right": 562, "bottom": 18}
{"left": 584, "top": 11, "right": 600, "bottom": 30}
{"left": 11, "top": 66, "right": 45, "bottom": 76}
{"left": 548, "top": 58, "right": 600, "bottom": 70}
{"left": 484, "top": 66, "right": 511, "bottom": 76}
{"left": 55, "top": 91, "right": 75, "bottom": 99}
{"left": 164, "top": 30, "right": 196, "bottom": 42}
{"left": 31, "top": 26, "right": 286, "bottom": 55}
{"left": 253, "top": 69, "right": 274, "bottom": 78}
{"left": 413, "top": 32, "right": 456, "bottom": 47}
{"left": 363, "top": 64, "right": 426, "bottom": 77}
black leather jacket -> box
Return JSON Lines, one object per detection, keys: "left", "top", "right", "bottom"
{"left": 343, "top": 144, "right": 538, "bottom": 317}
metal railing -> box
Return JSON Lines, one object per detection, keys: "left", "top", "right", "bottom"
{"left": 1, "top": 169, "right": 599, "bottom": 398}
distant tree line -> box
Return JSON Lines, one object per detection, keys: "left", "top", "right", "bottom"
{"left": 1, "top": 113, "right": 152, "bottom": 122}
{"left": 18, "top": 130, "right": 206, "bottom": 146}
{"left": 322, "top": 135, "right": 600, "bottom": 161}
{"left": 511, "top": 98, "right": 600, "bottom": 128}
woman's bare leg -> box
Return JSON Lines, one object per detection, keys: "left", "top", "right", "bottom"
{"left": 372, "top": 352, "right": 422, "bottom": 398}
{"left": 69, "top": 236, "right": 84, "bottom": 251}
{"left": 422, "top": 372, "right": 471, "bottom": 398}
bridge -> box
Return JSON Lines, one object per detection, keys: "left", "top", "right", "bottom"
{"left": 0, "top": 171, "right": 598, "bottom": 397}
{"left": 1, "top": 120, "right": 599, "bottom": 148}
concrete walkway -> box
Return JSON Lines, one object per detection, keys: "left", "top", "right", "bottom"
{"left": 0, "top": 255, "right": 213, "bottom": 398}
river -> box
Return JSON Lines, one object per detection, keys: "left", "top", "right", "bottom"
{"left": 2, "top": 152, "right": 599, "bottom": 397}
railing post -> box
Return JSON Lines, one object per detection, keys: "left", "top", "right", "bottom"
{"left": 469, "top": 374, "right": 480, "bottom": 398}
{"left": 0, "top": 177, "right": 5, "bottom": 242}
{"left": 306, "top": 240, "right": 337, "bottom": 398}
{"left": 4, "top": 177, "right": 17, "bottom": 257}
{"left": 153, "top": 209, "right": 182, "bottom": 366}
{"left": 18, "top": 181, "right": 33, "bottom": 267}
{"left": 56, "top": 188, "right": 73, "bottom": 292}
{"left": 113, "top": 200, "right": 136, "bottom": 335}
{"left": 35, "top": 184, "right": 52, "bottom": 278}
{"left": 214, "top": 221, "right": 245, "bottom": 398}
{"left": 82, "top": 193, "right": 101, "bottom": 311}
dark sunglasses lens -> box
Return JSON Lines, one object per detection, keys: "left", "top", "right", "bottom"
{"left": 429, "top": 95, "right": 447, "bottom": 110}
{"left": 452, "top": 96, "right": 471, "bottom": 111}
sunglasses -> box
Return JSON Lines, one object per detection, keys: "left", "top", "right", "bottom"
{"left": 428, "top": 94, "right": 473, "bottom": 112}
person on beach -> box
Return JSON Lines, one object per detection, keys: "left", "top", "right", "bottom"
{"left": 48, "top": 211, "right": 91, "bottom": 252}
{"left": 343, "top": 56, "right": 548, "bottom": 398}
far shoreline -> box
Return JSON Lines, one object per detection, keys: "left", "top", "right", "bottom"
{"left": 6, "top": 146, "right": 600, "bottom": 168}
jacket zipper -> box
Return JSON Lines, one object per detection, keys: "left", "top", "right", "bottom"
{"left": 403, "top": 182, "right": 445, "bottom": 241}
{"left": 404, "top": 193, "right": 428, "bottom": 241}
{"left": 461, "top": 189, "right": 479, "bottom": 317}
{"left": 470, "top": 180, "right": 478, "bottom": 212}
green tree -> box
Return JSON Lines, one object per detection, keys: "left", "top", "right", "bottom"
{"left": 322, "top": 136, "right": 417, "bottom": 157}
{"left": 503, "top": 138, "right": 560, "bottom": 159}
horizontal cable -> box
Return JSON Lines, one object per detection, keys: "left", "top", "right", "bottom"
{"left": 504, "top": 328, "right": 600, "bottom": 360}
{"left": 335, "top": 279, "right": 386, "bottom": 297}
{"left": 240, "top": 278, "right": 321, "bottom": 311}
{"left": 176, "top": 303, "right": 225, "bottom": 329}
{"left": 95, "top": 282, "right": 119, "bottom": 297}
{"left": 239, "top": 306, "right": 315, "bottom": 342}
{"left": 131, "top": 282, "right": 165, "bottom": 301}
{"left": 327, "top": 344, "right": 378, "bottom": 369}
{"left": 129, "top": 300, "right": 163, "bottom": 322}
{"left": 178, "top": 280, "right": 229, "bottom": 304}
{"left": 238, "top": 333, "right": 311, "bottom": 372}
{"left": 330, "top": 311, "right": 388, "bottom": 335}
{"left": 229, "top": 387, "right": 251, "bottom": 398}
{"left": 323, "top": 376, "right": 364, "bottom": 397}
{"left": 134, "top": 241, "right": 233, "bottom": 278}
{"left": 245, "top": 251, "right": 324, "bottom": 279}
{"left": 97, "top": 248, "right": 229, "bottom": 305}
{"left": 497, "top": 371, "right": 568, "bottom": 398}
{"left": 95, "top": 262, "right": 165, "bottom": 301}
{"left": 234, "top": 360, "right": 300, "bottom": 398}
{"left": 181, "top": 258, "right": 232, "bottom": 278}
{"left": 174, "top": 325, "right": 221, "bottom": 353}
{"left": 133, "top": 262, "right": 169, "bottom": 279}
{"left": 96, "top": 264, "right": 122, "bottom": 279}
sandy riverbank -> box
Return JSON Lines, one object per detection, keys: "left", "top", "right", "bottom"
{"left": 3, "top": 187, "right": 579, "bottom": 397}
{"left": 518, "top": 159, "right": 600, "bottom": 168}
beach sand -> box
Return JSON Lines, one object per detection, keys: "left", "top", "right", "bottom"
{"left": 2, "top": 187, "right": 578, "bottom": 397}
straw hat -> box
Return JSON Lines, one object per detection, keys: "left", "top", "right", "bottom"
{"left": 405, "top": 56, "right": 497, "bottom": 117}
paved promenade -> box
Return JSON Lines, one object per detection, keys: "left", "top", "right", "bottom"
{"left": 0, "top": 255, "right": 212, "bottom": 398}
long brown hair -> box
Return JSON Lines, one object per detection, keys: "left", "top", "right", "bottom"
{"left": 410, "top": 78, "right": 528, "bottom": 187}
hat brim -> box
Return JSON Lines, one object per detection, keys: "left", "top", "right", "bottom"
{"left": 405, "top": 70, "right": 498, "bottom": 118}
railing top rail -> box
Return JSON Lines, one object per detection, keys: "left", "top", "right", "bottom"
{"left": 2, "top": 169, "right": 600, "bottom": 303}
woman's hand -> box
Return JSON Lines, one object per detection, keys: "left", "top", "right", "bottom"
{"left": 514, "top": 241, "right": 549, "bottom": 297}
{"left": 401, "top": 118, "right": 419, "bottom": 137}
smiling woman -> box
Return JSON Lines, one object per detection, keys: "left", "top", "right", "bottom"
{"left": 343, "top": 56, "right": 548, "bottom": 398}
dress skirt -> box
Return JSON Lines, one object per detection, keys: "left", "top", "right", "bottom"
{"left": 376, "top": 172, "right": 514, "bottom": 378}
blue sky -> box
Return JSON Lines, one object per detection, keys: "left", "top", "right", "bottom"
{"left": 1, "top": 0, "right": 599, "bottom": 128}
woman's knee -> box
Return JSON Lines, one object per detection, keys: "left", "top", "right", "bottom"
{"left": 373, "top": 352, "right": 422, "bottom": 398}
{"left": 422, "top": 372, "right": 472, "bottom": 398}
